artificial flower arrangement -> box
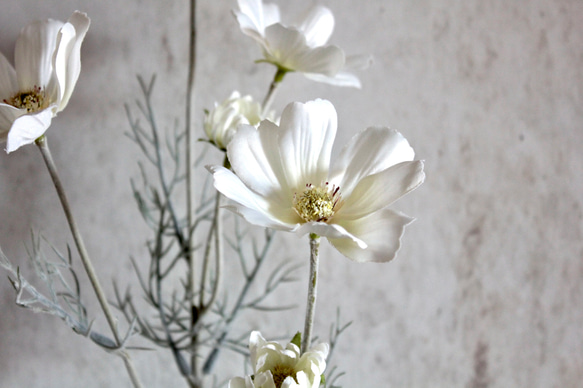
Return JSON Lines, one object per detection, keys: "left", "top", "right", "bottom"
{"left": 0, "top": 1, "right": 424, "bottom": 387}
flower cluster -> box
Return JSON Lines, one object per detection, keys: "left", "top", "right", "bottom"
{"left": 0, "top": 2, "right": 426, "bottom": 387}
{"left": 0, "top": 11, "right": 90, "bottom": 153}
{"left": 229, "top": 331, "right": 328, "bottom": 388}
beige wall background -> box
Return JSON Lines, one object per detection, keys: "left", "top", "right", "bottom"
{"left": 1, "top": 0, "right": 582, "bottom": 387}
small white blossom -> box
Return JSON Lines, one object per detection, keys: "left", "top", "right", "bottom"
{"left": 233, "top": 0, "right": 371, "bottom": 88}
{"left": 0, "top": 11, "right": 90, "bottom": 153}
{"left": 208, "top": 99, "right": 425, "bottom": 263}
{"left": 228, "top": 331, "right": 328, "bottom": 388}
{"left": 204, "top": 91, "right": 262, "bottom": 150}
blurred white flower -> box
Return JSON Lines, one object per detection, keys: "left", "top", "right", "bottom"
{"left": 233, "top": 0, "right": 371, "bottom": 88}
{"left": 0, "top": 11, "right": 90, "bottom": 153}
{"left": 208, "top": 99, "right": 425, "bottom": 263}
{"left": 204, "top": 91, "right": 262, "bottom": 150}
{"left": 228, "top": 331, "right": 328, "bottom": 388}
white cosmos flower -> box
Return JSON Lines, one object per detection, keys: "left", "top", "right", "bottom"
{"left": 204, "top": 91, "right": 262, "bottom": 150}
{"left": 208, "top": 99, "right": 425, "bottom": 263}
{"left": 0, "top": 11, "right": 90, "bottom": 153}
{"left": 233, "top": 0, "right": 371, "bottom": 88}
{"left": 228, "top": 331, "right": 328, "bottom": 388}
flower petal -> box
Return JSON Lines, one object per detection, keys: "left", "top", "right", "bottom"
{"left": 303, "top": 54, "right": 372, "bottom": 88}
{"left": 277, "top": 99, "right": 336, "bottom": 189}
{"left": 227, "top": 121, "right": 295, "bottom": 215}
{"left": 263, "top": 24, "right": 344, "bottom": 75}
{"left": 234, "top": 0, "right": 280, "bottom": 42}
{"left": 295, "top": 221, "right": 366, "bottom": 248}
{"left": 329, "top": 209, "right": 414, "bottom": 263}
{"left": 53, "top": 11, "right": 90, "bottom": 111}
{"left": 0, "top": 104, "right": 25, "bottom": 141}
{"left": 337, "top": 160, "right": 425, "bottom": 220}
{"left": 297, "top": 5, "right": 334, "bottom": 47}
{"left": 330, "top": 127, "right": 415, "bottom": 196}
{"left": 5, "top": 106, "right": 55, "bottom": 153}
{"left": 15, "top": 18, "right": 63, "bottom": 91}
{"left": 207, "top": 165, "right": 297, "bottom": 230}
{"left": 0, "top": 53, "right": 19, "bottom": 100}
{"left": 227, "top": 376, "right": 253, "bottom": 388}
{"left": 303, "top": 70, "right": 362, "bottom": 88}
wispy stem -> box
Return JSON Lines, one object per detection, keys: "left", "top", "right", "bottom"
{"left": 261, "top": 67, "right": 287, "bottom": 116}
{"left": 35, "top": 136, "right": 143, "bottom": 388}
{"left": 302, "top": 233, "right": 320, "bottom": 353}
{"left": 185, "top": 0, "right": 198, "bottom": 382}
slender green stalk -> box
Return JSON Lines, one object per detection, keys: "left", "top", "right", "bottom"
{"left": 302, "top": 233, "right": 321, "bottom": 353}
{"left": 261, "top": 67, "right": 287, "bottom": 116}
{"left": 35, "top": 136, "right": 143, "bottom": 388}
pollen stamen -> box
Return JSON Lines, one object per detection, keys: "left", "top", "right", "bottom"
{"left": 4, "top": 86, "right": 46, "bottom": 113}
{"left": 293, "top": 183, "right": 341, "bottom": 223}
{"left": 270, "top": 364, "right": 297, "bottom": 387}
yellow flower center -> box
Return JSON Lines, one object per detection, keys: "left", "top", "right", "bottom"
{"left": 4, "top": 86, "right": 46, "bottom": 112}
{"left": 293, "top": 183, "right": 341, "bottom": 223}
{"left": 271, "top": 364, "right": 297, "bottom": 387}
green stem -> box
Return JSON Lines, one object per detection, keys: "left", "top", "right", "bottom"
{"left": 302, "top": 233, "right": 320, "bottom": 353}
{"left": 261, "top": 67, "right": 287, "bottom": 116}
{"left": 35, "top": 136, "right": 143, "bottom": 388}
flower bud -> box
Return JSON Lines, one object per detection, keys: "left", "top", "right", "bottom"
{"left": 204, "top": 91, "right": 262, "bottom": 150}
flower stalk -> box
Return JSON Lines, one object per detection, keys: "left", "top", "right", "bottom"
{"left": 35, "top": 135, "right": 143, "bottom": 388}
{"left": 302, "top": 233, "right": 321, "bottom": 353}
{"left": 185, "top": 0, "right": 198, "bottom": 381}
{"left": 261, "top": 67, "right": 286, "bottom": 116}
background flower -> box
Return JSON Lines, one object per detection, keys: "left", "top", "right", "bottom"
{"left": 228, "top": 331, "right": 328, "bottom": 388}
{"left": 208, "top": 99, "right": 425, "bottom": 263}
{"left": 204, "top": 91, "right": 262, "bottom": 150}
{"left": 233, "top": 0, "right": 371, "bottom": 88}
{"left": 0, "top": 11, "right": 90, "bottom": 153}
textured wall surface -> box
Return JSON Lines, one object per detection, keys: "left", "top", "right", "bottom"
{"left": 1, "top": 0, "right": 582, "bottom": 387}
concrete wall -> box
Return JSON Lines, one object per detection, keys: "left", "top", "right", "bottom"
{"left": 0, "top": 0, "right": 581, "bottom": 386}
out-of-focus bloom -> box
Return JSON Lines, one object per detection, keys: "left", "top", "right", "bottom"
{"left": 0, "top": 11, "right": 90, "bottom": 153}
{"left": 228, "top": 331, "right": 328, "bottom": 388}
{"left": 208, "top": 99, "right": 425, "bottom": 263}
{"left": 233, "top": 0, "right": 371, "bottom": 88}
{"left": 204, "top": 91, "right": 262, "bottom": 150}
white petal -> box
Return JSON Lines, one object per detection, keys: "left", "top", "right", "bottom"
{"left": 0, "top": 53, "right": 19, "bottom": 100}
{"left": 5, "top": 106, "right": 55, "bottom": 153}
{"left": 15, "top": 18, "right": 64, "bottom": 91}
{"left": 282, "top": 374, "right": 302, "bottom": 388}
{"left": 254, "top": 372, "right": 276, "bottom": 388}
{"left": 277, "top": 100, "right": 336, "bottom": 190}
{"left": 234, "top": 0, "right": 279, "bottom": 43}
{"left": 297, "top": 5, "right": 334, "bottom": 47}
{"left": 263, "top": 24, "right": 344, "bottom": 75}
{"left": 207, "top": 165, "right": 296, "bottom": 230}
{"left": 303, "top": 54, "right": 372, "bottom": 88}
{"left": 329, "top": 209, "right": 414, "bottom": 263}
{"left": 53, "top": 11, "right": 90, "bottom": 111}
{"left": 0, "top": 104, "right": 25, "bottom": 141}
{"left": 337, "top": 161, "right": 425, "bottom": 220}
{"left": 330, "top": 127, "right": 415, "bottom": 196}
{"left": 303, "top": 70, "right": 362, "bottom": 88}
{"left": 295, "top": 221, "right": 366, "bottom": 248}
{"left": 227, "top": 121, "right": 295, "bottom": 216}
